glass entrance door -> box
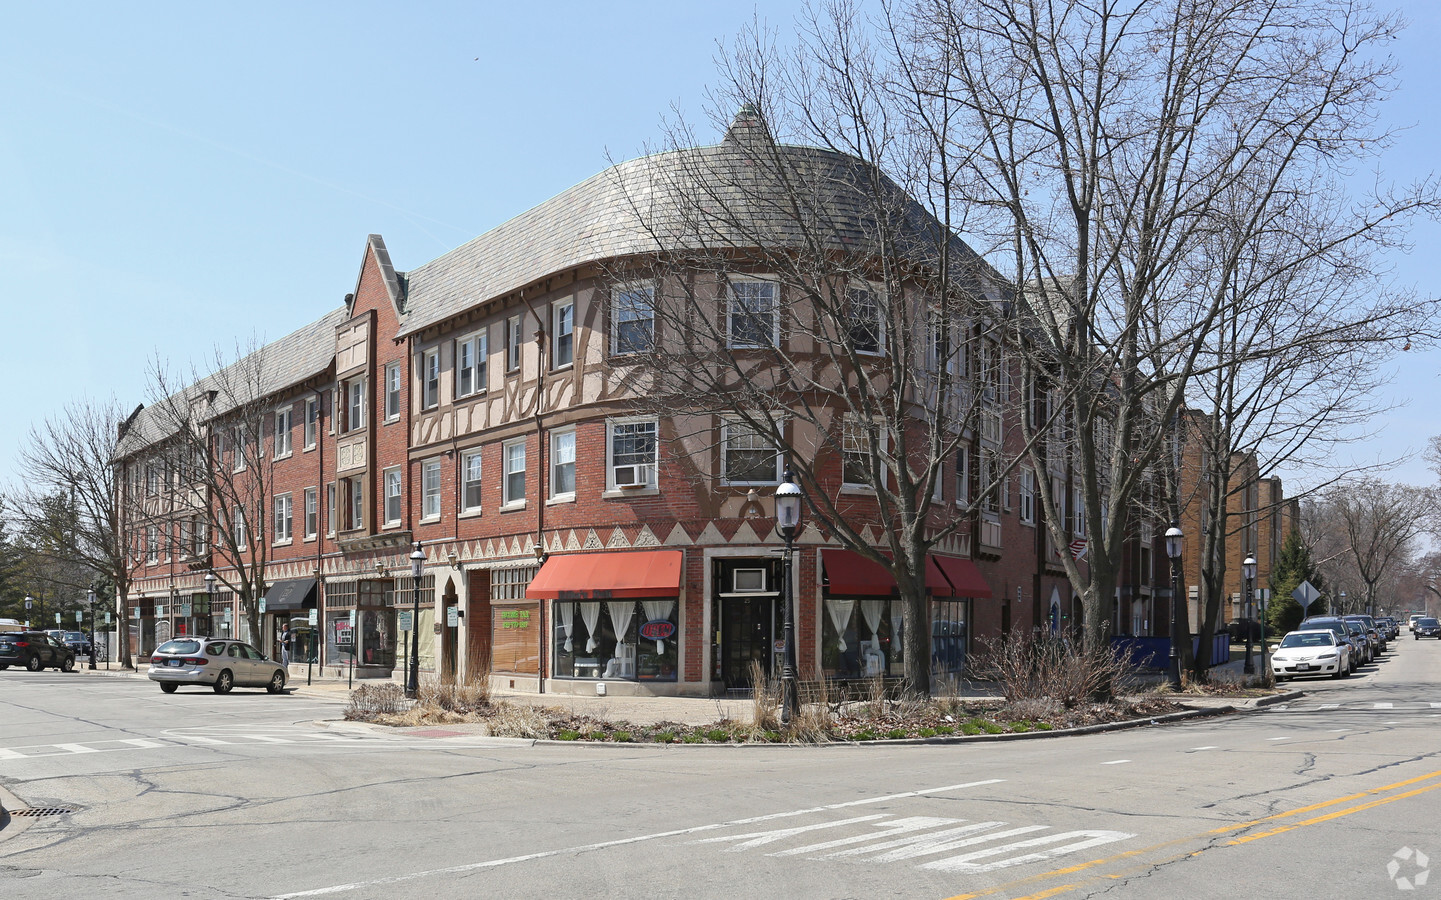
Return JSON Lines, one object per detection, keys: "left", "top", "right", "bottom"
{"left": 721, "top": 596, "right": 775, "bottom": 691}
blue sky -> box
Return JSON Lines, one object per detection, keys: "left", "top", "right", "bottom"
{"left": 2, "top": 1, "right": 1438, "bottom": 495}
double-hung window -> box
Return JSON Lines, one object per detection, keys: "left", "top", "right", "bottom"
{"left": 502, "top": 439, "right": 526, "bottom": 506}
{"left": 456, "top": 331, "right": 487, "bottom": 398}
{"left": 611, "top": 284, "right": 654, "bottom": 354}
{"left": 304, "top": 487, "right": 318, "bottom": 539}
{"left": 608, "top": 419, "right": 657, "bottom": 489}
{"left": 326, "top": 483, "right": 336, "bottom": 536}
{"left": 1019, "top": 469, "right": 1036, "bottom": 525}
{"left": 421, "top": 349, "right": 440, "bottom": 410}
{"left": 728, "top": 280, "right": 777, "bottom": 348}
{"left": 385, "top": 362, "right": 402, "bottom": 420}
{"left": 505, "top": 314, "right": 523, "bottom": 372}
{"left": 274, "top": 493, "right": 293, "bottom": 543}
{"left": 347, "top": 478, "right": 364, "bottom": 531}
{"left": 847, "top": 285, "right": 884, "bottom": 354}
{"left": 384, "top": 467, "right": 403, "bottom": 526}
{"left": 146, "top": 525, "right": 159, "bottom": 563}
{"left": 421, "top": 459, "right": 442, "bottom": 520}
{"left": 274, "top": 407, "right": 293, "bottom": 458}
{"left": 722, "top": 420, "right": 779, "bottom": 485}
{"left": 841, "top": 418, "right": 874, "bottom": 489}
{"left": 233, "top": 425, "right": 247, "bottom": 471}
{"left": 461, "top": 450, "right": 483, "bottom": 513}
{"left": 552, "top": 300, "right": 574, "bottom": 368}
{"left": 347, "top": 380, "right": 366, "bottom": 431}
{"left": 304, "top": 397, "right": 319, "bottom": 449}
{"left": 550, "top": 429, "right": 576, "bottom": 499}
{"left": 234, "top": 508, "right": 248, "bottom": 551}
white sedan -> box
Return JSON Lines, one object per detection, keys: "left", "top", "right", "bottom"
{"left": 1272, "top": 630, "right": 1350, "bottom": 681}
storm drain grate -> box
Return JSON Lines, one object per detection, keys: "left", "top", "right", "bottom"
{"left": 10, "top": 807, "right": 72, "bottom": 817}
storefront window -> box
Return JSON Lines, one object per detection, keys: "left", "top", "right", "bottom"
{"left": 553, "top": 598, "right": 676, "bottom": 681}
{"left": 820, "top": 598, "right": 899, "bottom": 679}
{"left": 493, "top": 602, "right": 539, "bottom": 674}
{"left": 931, "top": 599, "right": 970, "bottom": 682}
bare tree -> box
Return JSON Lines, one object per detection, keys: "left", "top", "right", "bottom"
{"left": 127, "top": 342, "right": 288, "bottom": 647}
{"left": 1307, "top": 478, "right": 1434, "bottom": 617}
{"left": 9, "top": 400, "right": 140, "bottom": 665}
{"left": 888, "top": 0, "right": 1436, "bottom": 655}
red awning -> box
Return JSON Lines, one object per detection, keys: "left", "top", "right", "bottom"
{"left": 821, "top": 549, "right": 955, "bottom": 597}
{"left": 524, "top": 550, "right": 683, "bottom": 601}
{"left": 932, "top": 555, "right": 993, "bottom": 599}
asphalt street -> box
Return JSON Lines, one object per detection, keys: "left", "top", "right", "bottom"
{"left": 2, "top": 638, "right": 1439, "bottom": 899}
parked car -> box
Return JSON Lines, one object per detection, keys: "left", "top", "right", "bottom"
{"left": 1344, "top": 615, "right": 1385, "bottom": 654}
{"left": 0, "top": 631, "right": 78, "bottom": 672}
{"left": 147, "top": 638, "right": 287, "bottom": 694}
{"left": 1414, "top": 618, "right": 1441, "bottom": 639}
{"left": 1375, "top": 617, "right": 1399, "bottom": 641}
{"left": 47, "top": 630, "right": 92, "bottom": 656}
{"left": 1272, "top": 630, "right": 1350, "bottom": 681}
{"left": 1300, "top": 617, "right": 1367, "bottom": 670}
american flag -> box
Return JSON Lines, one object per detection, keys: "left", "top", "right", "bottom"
{"left": 1069, "top": 538, "right": 1088, "bottom": 561}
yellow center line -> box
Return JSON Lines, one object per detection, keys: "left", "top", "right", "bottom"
{"left": 943, "top": 768, "right": 1441, "bottom": 900}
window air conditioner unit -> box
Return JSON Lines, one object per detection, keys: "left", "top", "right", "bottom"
{"left": 614, "top": 465, "right": 647, "bottom": 488}
{"left": 733, "top": 568, "right": 767, "bottom": 593}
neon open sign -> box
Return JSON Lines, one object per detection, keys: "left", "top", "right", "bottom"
{"left": 639, "top": 620, "right": 675, "bottom": 641}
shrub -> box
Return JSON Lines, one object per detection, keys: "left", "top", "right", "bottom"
{"left": 613, "top": 731, "right": 633, "bottom": 743}
{"left": 557, "top": 729, "right": 581, "bottom": 741}
{"left": 971, "top": 632, "right": 1139, "bottom": 707}
{"left": 918, "top": 727, "right": 938, "bottom": 738}
{"left": 682, "top": 733, "right": 703, "bottom": 744}
{"left": 654, "top": 731, "right": 675, "bottom": 743}
{"left": 853, "top": 728, "right": 878, "bottom": 741}
{"left": 886, "top": 728, "right": 908, "bottom": 740}
{"left": 706, "top": 729, "right": 730, "bottom": 743}
{"left": 346, "top": 682, "right": 408, "bottom": 718}
{"left": 935, "top": 725, "right": 956, "bottom": 736}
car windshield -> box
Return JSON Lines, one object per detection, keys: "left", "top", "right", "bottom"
{"left": 156, "top": 640, "right": 202, "bottom": 655}
{"left": 1280, "top": 633, "right": 1334, "bottom": 648}
{"left": 64, "top": 632, "right": 85, "bottom": 641}
{"left": 1421, "top": 619, "right": 1439, "bottom": 627}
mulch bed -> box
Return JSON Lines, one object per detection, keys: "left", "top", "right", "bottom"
{"left": 348, "top": 695, "right": 1193, "bottom": 744}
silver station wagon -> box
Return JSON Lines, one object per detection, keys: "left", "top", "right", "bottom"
{"left": 148, "top": 638, "right": 287, "bottom": 694}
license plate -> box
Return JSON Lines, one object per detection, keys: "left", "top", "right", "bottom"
{"left": 1297, "top": 664, "right": 1312, "bottom": 670}
{"left": 168, "top": 659, "right": 182, "bottom": 667}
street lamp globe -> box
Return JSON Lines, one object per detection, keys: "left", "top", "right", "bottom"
{"left": 1164, "top": 526, "right": 1183, "bottom": 560}
{"left": 1242, "top": 556, "right": 1257, "bottom": 581}
{"left": 410, "top": 542, "right": 426, "bottom": 579}
{"left": 775, "top": 473, "right": 802, "bottom": 539}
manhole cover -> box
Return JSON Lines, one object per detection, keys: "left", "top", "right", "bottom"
{"left": 10, "top": 808, "right": 72, "bottom": 817}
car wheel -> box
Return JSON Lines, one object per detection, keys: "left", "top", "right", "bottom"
{"left": 213, "top": 670, "right": 234, "bottom": 694}
{"left": 60, "top": 656, "right": 74, "bottom": 673}
{"left": 160, "top": 683, "right": 178, "bottom": 694}
{"left": 25, "top": 655, "right": 42, "bottom": 672}
{"left": 267, "top": 671, "right": 286, "bottom": 694}
{"left": 0, "top": 664, "right": 8, "bottom": 670}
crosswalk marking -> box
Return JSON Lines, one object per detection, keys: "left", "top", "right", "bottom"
{"left": 1318, "top": 704, "right": 1339, "bottom": 709}
{"left": 1267, "top": 737, "right": 1289, "bottom": 741}
{"left": 239, "top": 734, "right": 293, "bottom": 743}
{"left": 0, "top": 748, "right": 24, "bottom": 760}
{"left": 1101, "top": 759, "right": 1130, "bottom": 765}
{"left": 768, "top": 817, "right": 960, "bottom": 857}
{"left": 1430, "top": 703, "right": 1441, "bottom": 709}
{"left": 173, "top": 734, "right": 230, "bottom": 744}
{"left": 118, "top": 739, "right": 165, "bottom": 749}
{"left": 1375, "top": 702, "right": 1394, "bottom": 709}
{"left": 53, "top": 743, "right": 99, "bottom": 754}
{"left": 1189, "top": 746, "right": 1218, "bottom": 751}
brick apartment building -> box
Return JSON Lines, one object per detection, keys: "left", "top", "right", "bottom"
{"left": 115, "top": 116, "right": 1287, "bottom": 695}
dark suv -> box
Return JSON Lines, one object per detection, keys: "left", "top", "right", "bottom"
{"left": 0, "top": 631, "right": 78, "bottom": 672}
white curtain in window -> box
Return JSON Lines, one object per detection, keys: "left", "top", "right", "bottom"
{"left": 641, "top": 599, "right": 675, "bottom": 654}
{"left": 826, "top": 598, "right": 855, "bottom": 652}
{"left": 860, "top": 599, "right": 886, "bottom": 651}
{"left": 579, "top": 602, "right": 602, "bottom": 653}
{"left": 556, "top": 602, "right": 574, "bottom": 653}
{"left": 607, "top": 600, "right": 636, "bottom": 646}
{"left": 890, "top": 599, "right": 905, "bottom": 659}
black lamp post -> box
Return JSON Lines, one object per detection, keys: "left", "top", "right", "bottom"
{"left": 775, "top": 468, "right": 803, "bottom": 726}
{"left": 204, "top": 571, "right": 217, "bottom": 635}
{"left": 1165, "top": 524, "right": 1184, "bottom": 691}
{"left": 1242, "top": 556, "right": 1257, "bottom": 675}
{"left": 87, "top": 586, "right": 97, "bottom": 670}
{"left": 407, "top": 541, "right": 424, "bottom": 699}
